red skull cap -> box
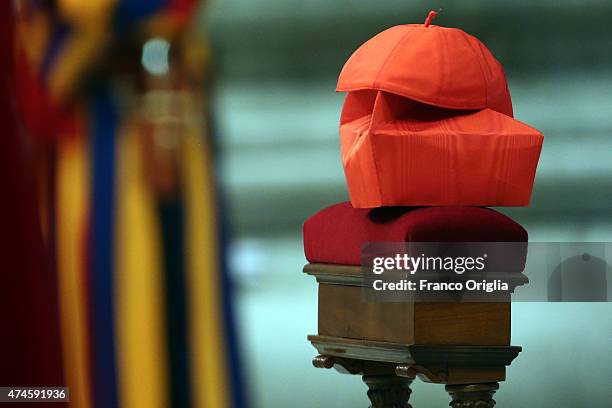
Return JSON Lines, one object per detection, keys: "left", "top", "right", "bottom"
{"left": 337, "top": 14, "right": 514, "bottom": 117}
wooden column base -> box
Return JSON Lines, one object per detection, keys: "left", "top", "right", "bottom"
{"left": 363, "top": 375, "right": 413, "bottom": 408}
{"left": 445, "top": 383, "right": 499, "bottom": 408}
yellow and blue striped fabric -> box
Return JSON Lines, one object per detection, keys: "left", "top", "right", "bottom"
{"left": 18, "top": 1, "right": 248, "bottom": 407}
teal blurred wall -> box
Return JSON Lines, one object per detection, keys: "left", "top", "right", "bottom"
{"left": 204, "top": 1, "right": 612, "bottom": 406}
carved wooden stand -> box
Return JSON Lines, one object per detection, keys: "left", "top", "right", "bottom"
{"left": 364, "top": 375, "right": 413, "bottom": 408}
{"left": 306, "top": 264, "right": 525, "bottom": 407}
{"left": 446, "top": 383, "right": 499, "bottom": 408}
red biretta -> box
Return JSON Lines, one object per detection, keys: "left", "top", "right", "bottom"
{"left": 337, "top": 11, "right": 543, "bottom": 207}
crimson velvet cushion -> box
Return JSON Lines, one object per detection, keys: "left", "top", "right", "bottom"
{"left": 303, "top": 202, "right": 527, "bottom": 265}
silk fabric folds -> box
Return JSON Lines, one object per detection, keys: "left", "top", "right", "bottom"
{"left": 337, "top": 22, "right": 543, "bottom": 207}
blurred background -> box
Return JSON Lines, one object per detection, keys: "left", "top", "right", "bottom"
{"left": 2, "top": 1, "right": 612, "bottom": 407}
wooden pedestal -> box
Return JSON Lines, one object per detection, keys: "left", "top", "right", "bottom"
{"left": 305, "top": 263, "right": 525, "bottom": 407}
